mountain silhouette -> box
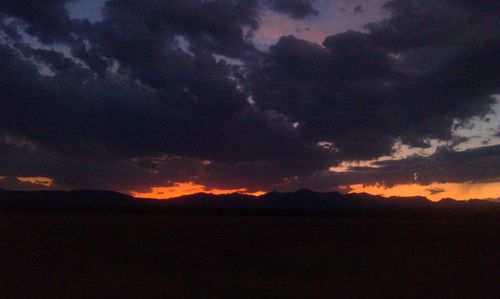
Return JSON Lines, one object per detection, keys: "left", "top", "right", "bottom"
{"left": 0, "top": 189, "right": 136, "bottom": 209}
{"left": 1, "top": 188, "right": 498, "bottom": 219}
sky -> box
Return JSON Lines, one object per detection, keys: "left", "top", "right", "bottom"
{"left": 0, "top": 0, "right": 499, "bottom": 200}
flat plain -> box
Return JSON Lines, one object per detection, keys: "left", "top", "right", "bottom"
{"left": 1, "top": 212, "right": 499, "bottom": 298}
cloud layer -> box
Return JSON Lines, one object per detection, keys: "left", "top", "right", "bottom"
{"left": 0, "top": 0, "right": 499, "bottom": 194}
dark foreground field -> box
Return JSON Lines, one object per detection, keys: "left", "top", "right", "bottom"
{"left": 1, "top": 213, "right": 499, "bottom": 298}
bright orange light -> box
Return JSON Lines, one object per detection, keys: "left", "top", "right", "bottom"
{"left": 349, "top": 182, "right": 500, "bottom": 201}
{"left": 132, "top": 182, "right": 266, "bottom": 199}
{"left": 17, "top": 176, "right": 54, "bottom": 187}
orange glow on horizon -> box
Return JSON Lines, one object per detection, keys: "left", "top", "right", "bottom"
{"left": 132, "top": 182, "right": 266, "bottom": 199}
{"left": 349, "top": 182, "right": 500, "bottom": 201}
{"left": 17, "top": 176, "right": 54, "bottom": 187}
{"left": 131, "top": 181, "right": 499, "bottom": 201}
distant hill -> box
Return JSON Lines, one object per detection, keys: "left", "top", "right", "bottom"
{"left": 483, "top": 198, "right": 500, "bottom": 203}
{"left": 0, "top": 189, "right": 136, "bottom": 209}
{"left": 0, "top": 188, "right": 499, "bottom": 219}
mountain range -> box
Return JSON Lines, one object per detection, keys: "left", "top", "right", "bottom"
{"left": 1, "top": 188, "right": 498, "bottom": 219}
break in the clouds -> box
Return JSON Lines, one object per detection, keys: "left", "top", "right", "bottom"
{"left": 0, "top": 0, "right": 499, "bottom": 197}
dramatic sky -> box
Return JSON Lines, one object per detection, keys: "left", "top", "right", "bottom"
{"left": 0, "top": 0, "right": 499, "bottom": 200}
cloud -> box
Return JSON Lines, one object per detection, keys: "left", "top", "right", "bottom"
{"left": 250, "top": 0, "right": 499, "bottom": 161}
{"left": 353, "top": 5, "right": 364, "bottom": 13}
{"left": 293, "top": 144, "right": 500, "bottom": 191}
{"left": 263, "top": 0, "right": 317, "bottom": 19}
{"left": 0, "top": 0, "right": 75, "bottom": 43}
{"left": 0, "top": 177, "right": 54, "bottom": 191}
{"left": 373, "top": 145, "right": 500, "bottom": 186}
{"left": 425, "top": 187, "right": 445, "bottom": 195}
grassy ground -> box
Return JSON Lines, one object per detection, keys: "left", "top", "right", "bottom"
{"left": 1, "top": 212, "right": 499, "bottom": 298}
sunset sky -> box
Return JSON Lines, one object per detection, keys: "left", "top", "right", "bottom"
{"left": 0, "top": 0, "right": 499, "bottom": 200}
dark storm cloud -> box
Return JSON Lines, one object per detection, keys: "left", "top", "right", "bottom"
{"left": 0, "top": 0, "right": 313, "bottom": 81}
{"left": 373, "top": 145, "right": 500, "bottom": 186}
{"left": 264, "top": 0, "right": 317, "bottom": 19}
{"left": 0, "top": 0, "right": 75, "bottom": 43}
{"left": 0, "top": 43, "right": 313, "bottom": 164}
{"left": 96, "top": 0, "right": 259, "bottom": 58}
{"left": 19, "top": 46, "right": 79, "bottom": 72}
{"left": 0, "top": 139, "right": 151, "bottom": 192}
{"left": 353, "top": 5, "right": 363, "bottom": 13}
{"left": 250, "top": 33, "right": 400, "bottom": 160}
{"left": 250, "top": 0, "right": 499, "bottom": 160}
{"left": 284, "top": 144, "right": 500, "bottom": 192}
{"left": 0, "top": 41, "right": 332, "bottom": 191}
{"left": 0, "top": 0, "right": 499, "bottom": 193}
{"left": 0, "top": 128, "right": 218, "bottom": 192}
